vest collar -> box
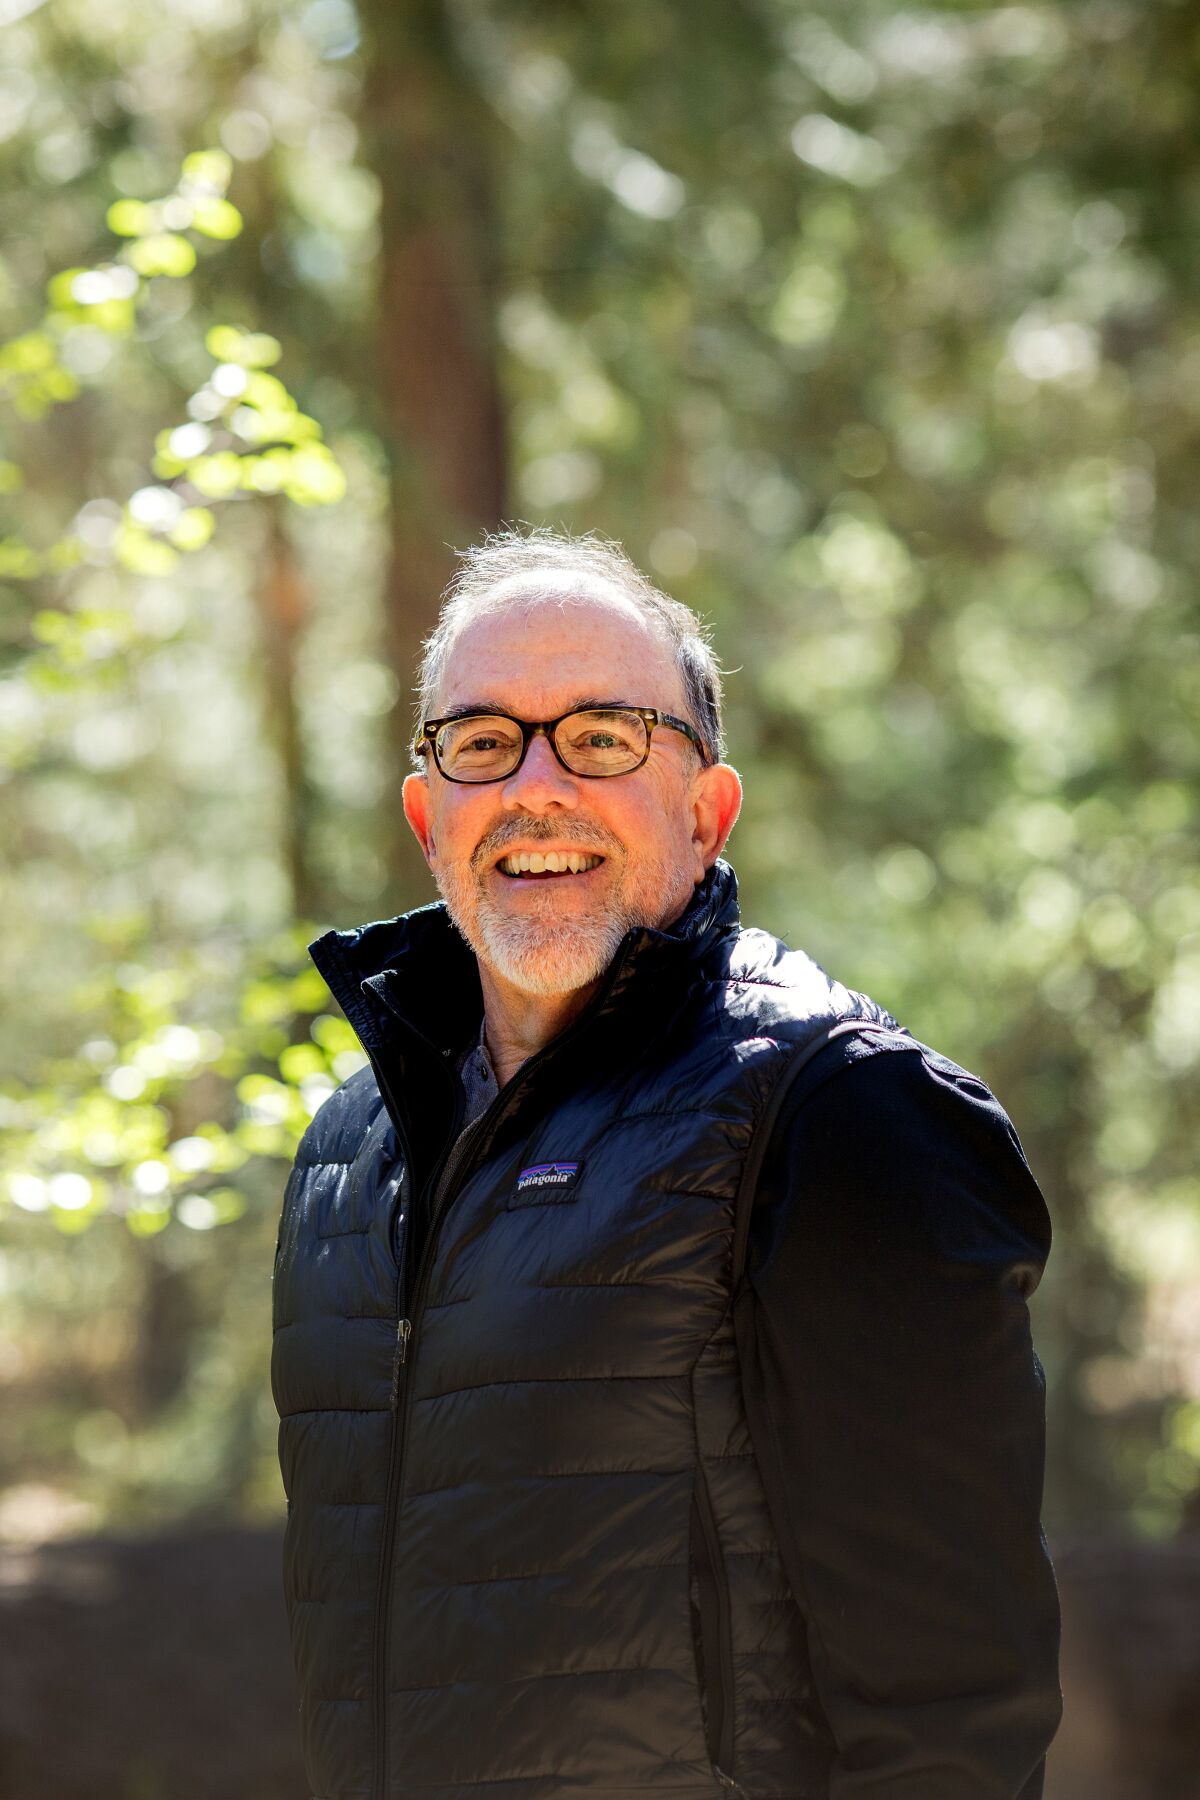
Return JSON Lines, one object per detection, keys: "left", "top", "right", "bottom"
{"left": 308, "top": 858, "right": 741, "bottom": 1064}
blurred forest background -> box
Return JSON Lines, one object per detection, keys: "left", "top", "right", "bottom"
{"left": 1, "top": 0, "right": 1198, "bottom": 1794}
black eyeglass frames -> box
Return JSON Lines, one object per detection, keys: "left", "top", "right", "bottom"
{"left": 412, "top": 705, "right": 710, "bottom": 784}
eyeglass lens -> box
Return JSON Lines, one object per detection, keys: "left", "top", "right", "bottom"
{"left": 436, "top": 709, "right": 649, "bottom": 781}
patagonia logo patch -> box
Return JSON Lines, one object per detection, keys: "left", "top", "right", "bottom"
{"left": 511, "top": 1160, "right": 582, "bottom": 1206}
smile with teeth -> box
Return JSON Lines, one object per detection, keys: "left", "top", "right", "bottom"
{"left": 498, "top": 851, "right": 605, "bottom": 877}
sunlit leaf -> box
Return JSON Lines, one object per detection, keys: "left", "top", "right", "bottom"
{"left": 186, "top": 451, "right": 243, "bottom": 498}
{"left": 43, "top": 537, "right": 83, "bottom": 571}
{"left": 180, "top": 149, "right": 234, "bottom": 192}
{"left": 239, "top": 450, "right": 291, "bottom": 492}
{"left": 190, "top": 198, "right": 244, "bottom": 240}
{"left": 285, "top": 444, "right": 347, "bottom": 505}
{"left": 106, "top": 199, "right": 153, "bottom": 237}
{"left": 279, "top": 1043, "right": 325, "bottom": 1083}
{"left": 29, "top": 608, "right": 71, "bottom": 642}
{"left": 0, "top": 330, "right": 56, "bottom": 373}
{"left": 126, "top": 1205, "right": 171, "bottom": 1238}
{"left": 243, "top": 371, "right": 294, "bottom": 411}
{"left": 0, "top": 539, "right": 41, "bottom": 578}
{"left": 126, "top": 234, "right": 197, "bottom": 278}
{"left": 243, "top": 332, "right": 282, "bottom": 368}
{"left": 168, "top": 506, "right": 215, "bottom": 550}
{"left": 113, "top": 522, "right": 179, "bottom": 574}
{"left": 41, "top": 367, "right": 80, "bottom": 402}
{"left": 46, "top": 269, "right": 89, "bottom": 309}
{"left": 311, "top": 1015, "right": 362, "bottom": 1057}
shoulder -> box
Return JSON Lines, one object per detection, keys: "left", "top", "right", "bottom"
{"left": 706, "top": 924, "right": 904, "bottom": 1039}
{"left": 751, "top": 1028, "right": 1052, "bottom": 1277}
{"left": 291, "top": 1061, "right": 383, "bottom": 1171}
{"left": 782, "top": 1026, "right": 1034, "bottom": 1160}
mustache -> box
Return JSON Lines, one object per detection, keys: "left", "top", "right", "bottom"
{"left": 470, "top": 817, "right": 624, "bottom": 869}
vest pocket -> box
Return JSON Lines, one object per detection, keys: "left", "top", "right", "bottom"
{"left": 689, "top": 1469, "right": 736, "bottom": 1781}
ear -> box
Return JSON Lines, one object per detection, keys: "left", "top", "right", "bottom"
{"left": 402, "top": 771, "right": 437, "bottom": 867}
{"left": 688, "top": 760, "right": 743, "bottom": 879}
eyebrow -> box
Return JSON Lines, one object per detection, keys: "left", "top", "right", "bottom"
{"left": 433, "top": 696, "right": 635, "bottom": 722}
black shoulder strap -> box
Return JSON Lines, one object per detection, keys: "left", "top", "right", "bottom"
{"left": 730, "top": 1019, "right": 914, "bottom": 1287}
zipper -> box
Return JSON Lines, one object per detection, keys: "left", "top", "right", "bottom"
{"left": 388, "top": 1318, "right": 411, "bottom": 1405}
{"left": 690, "top": 1468, "right": 737, "bottom": 1781}
{"left": 368, "top": 941, "right": 634, "bottom": 1800}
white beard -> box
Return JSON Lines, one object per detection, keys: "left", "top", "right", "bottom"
{"left": 467, "top": 901, "right": 629, "bottom": 997}
{"left": 434, "top": 835, "right": 690, "bottom": 998}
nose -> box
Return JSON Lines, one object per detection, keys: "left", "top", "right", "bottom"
{"left": 499, "top": 729, "right": 580, "bottom": 813}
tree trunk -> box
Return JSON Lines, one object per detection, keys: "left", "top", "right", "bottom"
{"left": 254, "top": 505, "right": 318, "bottom": 921}
{"left": 359, "top": 0, "right": 509, "bottom": 903}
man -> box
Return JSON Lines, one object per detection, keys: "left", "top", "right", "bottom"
{"left": 272, "top": 527, "right": 1061, "bottom": 1800}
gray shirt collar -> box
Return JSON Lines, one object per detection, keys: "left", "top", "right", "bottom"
{"left": 455, "top": 1011, "right": 499, "bottom": 1132}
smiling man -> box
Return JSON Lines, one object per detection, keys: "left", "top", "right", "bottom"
{"left": 271, "top": 528, "right": 1061, "bottom": 1800}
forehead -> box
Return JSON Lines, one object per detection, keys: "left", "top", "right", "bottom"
{"left": 435, "top": 576, "right": 684, "bottom": 715}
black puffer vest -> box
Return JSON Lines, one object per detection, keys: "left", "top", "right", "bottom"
{"left": 272, "top": 863, "right": 902, "bottom": 1800}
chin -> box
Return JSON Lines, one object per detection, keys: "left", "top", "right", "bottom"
{"left": 472, "top": 909, "right": 627, "bottom": 997}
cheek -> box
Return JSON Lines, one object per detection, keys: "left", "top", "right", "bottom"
{"left": 431, "top": 795, "right": 489, "bottom": 861}
{"left": 613, "top": 790, "right": 694, "bottom": 868}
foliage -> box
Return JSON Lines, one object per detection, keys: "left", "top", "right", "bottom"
{"left": 1, "top": 145, "right": 344, "bottom": 691}
{"left": 0, "top": 0, "right": 1197, "bottom": 1544}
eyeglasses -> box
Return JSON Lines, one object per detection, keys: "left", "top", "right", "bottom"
{"left": 413, "top": 704, "right": 710, "bottom": 784}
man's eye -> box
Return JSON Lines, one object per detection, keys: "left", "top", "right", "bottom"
{"left": 464, "top": 735, "right": 502, "bottom": 753}
{"left": 566, "top": 723, "right": 639, "bottom": 752}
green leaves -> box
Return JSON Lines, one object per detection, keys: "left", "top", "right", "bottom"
{"left": 125, "top": 233, "right": 198, "bottom": 278}
{"left": 190, "top": 198, "right": 244, "bottom": 240}
{"left": 105, "top": 149, "right": 241, "bottom": 248}
{"left": 148, "top": 351, "right": 347, "bottom": 511}
{"left": 204, "top": 326, "right": 282, "bottom": 367}
{"left": 106, "top": 199, "right": 153, "bottom": 237}
{"left": 2, "top": 0, "right": 1197, "bottom": 1543}
{"left": 0, "top": 329, "right": 79, "bottom": 416}
{"left": 0, "top": 926, "right": 358, "bottom": 1239}
{"left": 1, "top": 146, "right": 347, "bottom": 658}
{"left": 7, "top": 149, "right": 243, "bottom": 427}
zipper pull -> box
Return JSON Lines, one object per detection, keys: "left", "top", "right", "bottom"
{"left": 389, "top": 1318, "right": 412, "bottom": 1407}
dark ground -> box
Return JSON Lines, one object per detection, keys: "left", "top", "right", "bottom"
{"left": 0, "top": 1527, "right": 1197, "bottom": 1800}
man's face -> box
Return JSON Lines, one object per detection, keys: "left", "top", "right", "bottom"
{"left": 402, "top": 578, "right": 739, "bottom": 999}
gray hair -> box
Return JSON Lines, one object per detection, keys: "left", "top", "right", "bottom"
{"left": 413, "top": 526, "right": 725, "bottom": 765}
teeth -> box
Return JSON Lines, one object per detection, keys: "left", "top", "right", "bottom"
{"left": 498, "top": 851, "right": 603, "bottom": 876}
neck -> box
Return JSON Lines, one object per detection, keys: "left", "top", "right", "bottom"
{"left": 477, "top": 962, "right": 604, "bottom": 1087}
{"left": 470, "top": 878, "right": 707, "bottom": 1086}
